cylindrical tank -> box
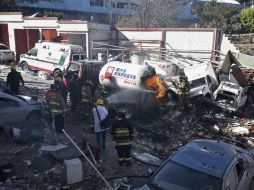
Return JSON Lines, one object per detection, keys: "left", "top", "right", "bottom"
{"left": 99, "top": 61, "right": 148, "bottom": 89}
{"left": 130, "top": 52, "right": 149, "bottom": 65}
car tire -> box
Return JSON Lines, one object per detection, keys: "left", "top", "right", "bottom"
{"left": 27, "top": 112, "right": 41, "bottom": 127}
{"left": 250, "top": 178, "right": 254, "bottom": 190}
{"left": 21, "top": 62, "right": 29, "bottom": 71}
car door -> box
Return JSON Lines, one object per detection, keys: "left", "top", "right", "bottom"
{"left": 27, "top": 48, "right": 38, "bottom": 69}
{"left": 0, "top": 96, "right": 26, "bottom": 125}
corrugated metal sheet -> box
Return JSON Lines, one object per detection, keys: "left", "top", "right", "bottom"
{"left": 28, "top": 29, "right": 39, "bottom": 50}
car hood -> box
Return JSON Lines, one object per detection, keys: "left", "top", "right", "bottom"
{"left": 17, "top": 95, "right": 41, "bottom": 105}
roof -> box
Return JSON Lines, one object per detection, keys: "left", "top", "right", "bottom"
{"left": 171, "top": 139, "right": 239, "bottom": 178}
{"left": 197, "top": 0, "right": 240, "bottom": 5}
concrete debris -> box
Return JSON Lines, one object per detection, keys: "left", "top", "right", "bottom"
{"left": 232, "top": 127, "right": 249, "bottom": 135}
{"left": 39, "top": 144, "right": 67, "bottom": 152}
{"left": 132, "top": 152, "right": 163, "bottom": 166}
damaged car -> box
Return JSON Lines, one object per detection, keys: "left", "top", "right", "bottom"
{"left": 0, "top": 90, "right": 42, "bottom": 126}
{"left": 145, "top": 139, "right": 254, "bottom": 190}
{"left": 212, "top": 81, "right": 247, "bottom": 112}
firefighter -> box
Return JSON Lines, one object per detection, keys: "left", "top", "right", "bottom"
{"left": 68, "top": 74, "right": 79, "bottom": 111}
{"left": 6, "top": 65, "right": 24, "bottom": 95}
{"left": 176, "top": 71, "right": 190, "bottom": 110}
{"left": 54, "top": 72, "right": 67, "bottom": 104}
{"left": 92, "top": 98, "right": 108, "bottom": 150}
{"left": 111, "top": 107, "right": 134, "bottom": 166}
{"left": 81, "top": 80, "right": 93, "bottom": 116}
{"left": 94, "top": 85, "right": 109, "bottom": 108}
{"left": 49, "top": 85, "right": 67, "bottom": 134}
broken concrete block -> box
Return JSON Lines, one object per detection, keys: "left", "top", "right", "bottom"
{"left": 64, "top": 158, "right": 82, "bottom": 185}
{"left": 39, "top": 144, "right": 67, "bottom": 152}
{"left": 232, "top": 127, "right": 249, "bottom": 135}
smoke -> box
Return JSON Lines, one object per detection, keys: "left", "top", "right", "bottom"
{"left": 106, "top": 89, "right": 157, "bottom": 108}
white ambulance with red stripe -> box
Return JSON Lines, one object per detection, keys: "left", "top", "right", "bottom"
{"left": 19, "top": 42, "right": 86, "bottom": 77}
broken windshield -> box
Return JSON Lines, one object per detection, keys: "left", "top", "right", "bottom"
{"left": 190, "top": 77, "right": 206, "bottom": 89}
{"left": 153, "top": 161, "right": 221, "bottom": 190}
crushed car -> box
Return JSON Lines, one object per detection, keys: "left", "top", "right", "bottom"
{"left": 212, "top": 81, "right": 247, "bottom": 112}
{"left": 142, "top": 139, "right": 254, "bottom": 190}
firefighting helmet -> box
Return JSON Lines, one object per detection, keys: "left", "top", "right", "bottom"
{"left": 96, "top": 98, "right": 104, "bottom": 105}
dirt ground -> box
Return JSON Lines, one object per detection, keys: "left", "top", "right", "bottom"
{"left": 0, "top": 65, "right": 254, "bottom": 190}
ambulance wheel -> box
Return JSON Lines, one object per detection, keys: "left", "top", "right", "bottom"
{"left": 53, "top": 69, "right": 61, "bottom": 78}
{"left": 21, "top": 62, "right": 29, "bottom": 71}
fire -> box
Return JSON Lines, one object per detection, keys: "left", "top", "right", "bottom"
{"left": 145, "top": 75, "right": 166, "bottom": 103}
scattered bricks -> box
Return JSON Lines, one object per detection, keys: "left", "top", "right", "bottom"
{"left": 64, "top": 158, "right": 83, "bottom": 185}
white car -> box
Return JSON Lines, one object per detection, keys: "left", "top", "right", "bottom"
{"left": 212, "top": 81, "right": 248, "bottom": 112}
{"left": 0, "top": 43, "right": 15, "bottom": 62}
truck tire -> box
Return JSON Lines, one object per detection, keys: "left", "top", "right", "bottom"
{"left": 21, "top": 61, "right": 29, "bottom": 71}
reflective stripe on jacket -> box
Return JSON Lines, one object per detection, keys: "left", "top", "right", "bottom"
{"left": 49, "top": 93, "right": 66, "bottom": 115}
{"left": 81, "top": 86, "right": 92, "bottom": 102}
{"left": 111, "top": 118, "right": 134, "bottom": 146}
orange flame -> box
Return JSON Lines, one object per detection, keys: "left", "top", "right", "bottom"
{"left": 145, "top": 75, "right": 166, "bottom": 103}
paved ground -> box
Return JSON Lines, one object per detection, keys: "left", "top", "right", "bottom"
{"left": 0, "top": 64, "right": 254, "bottom": 190}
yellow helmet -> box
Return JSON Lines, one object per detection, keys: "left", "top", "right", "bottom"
{"left": 96, "top": 99, "right": 104, "bottom": 105}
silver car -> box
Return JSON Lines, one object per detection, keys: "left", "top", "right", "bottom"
{"left": 147, "top": 139, "right": 254, "bottom": 190}
{"left": 0, "top": 43, "right": 15, "bottom": 62}
{"left": 0, "top": 90, "right": 42, "bottom": 126}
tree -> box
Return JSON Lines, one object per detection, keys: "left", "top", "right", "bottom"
{"left": 239, "top": 8, "right": 254, "bottom": 33}
{"left": 193, "top": 1, "right": 238, "bottom": 30}
{"left": 107, "top": 0, "right": 185, "bottom": 28}
{"left": 0, "top": 0, "right": 21, "bottom": 12}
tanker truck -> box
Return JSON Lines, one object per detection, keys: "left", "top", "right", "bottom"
{"left": 99, "top": 60, "right": 219, "bottom": 108}
{"left": 99, "top": 61, "right": 170, "bottom": 112}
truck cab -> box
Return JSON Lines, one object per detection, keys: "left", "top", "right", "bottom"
{"left": 184, "top": 62, "right": 218, "bottom": 99}
{"left": 64, "top": 59, "right": 105, "bottom": 92}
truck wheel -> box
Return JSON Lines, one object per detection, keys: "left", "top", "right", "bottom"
{"left": 53, "top": 69, "right": 62, "bottom": 78}
{"left": 21, "top": 62, "right": 29, "bottom": 71}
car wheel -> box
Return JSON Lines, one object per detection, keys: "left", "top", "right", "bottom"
{"left": 250, "top": 178, "right": 254, "bottom": 190}
{"left": 28, "top": 112, "right": 41, "bottom": 127}
{"left": 21, "top": 62, "right": 29, "bottom": 71}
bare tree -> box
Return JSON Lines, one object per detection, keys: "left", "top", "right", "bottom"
{"left": 107, "top": 0, "right": 187, "bottom": 28}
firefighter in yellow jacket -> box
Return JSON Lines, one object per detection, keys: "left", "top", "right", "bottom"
{"left": 176, "top": 71, "right": 190, "bottom": 110}
{"left": 111, "top": 107, "right": 134, "bottom": 166}
{"left": 49, "top": 85, "right": 67, "bottom": 134}
{"left": 81, "top": 80, "right": 92, "bottom": 116}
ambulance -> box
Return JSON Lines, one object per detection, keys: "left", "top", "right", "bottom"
{"left": 19, "top": 42, "right": 86, "bottom": 77}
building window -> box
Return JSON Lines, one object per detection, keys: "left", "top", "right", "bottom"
{"left": 90, "top": 0, "right": 104, "bottom": 7}
{"left": 111, "top": 2, "right": 116, "bottom": 7}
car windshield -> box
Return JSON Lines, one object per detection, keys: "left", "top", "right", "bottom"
{"left": 67, "top": 63, "right": 80, "bottom": 73}
{"left": 190, "top": 77, "right": 206, "bottom": 89}
{"left": 153, "top": 161, "right": 221, "bottom": 190}
{"left": 215, "top": 91, "right": 236, "bottom": 102}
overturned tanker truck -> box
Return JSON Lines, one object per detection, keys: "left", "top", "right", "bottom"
{"left": 99, "top": 61, "right": 169, "bottom": 114}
